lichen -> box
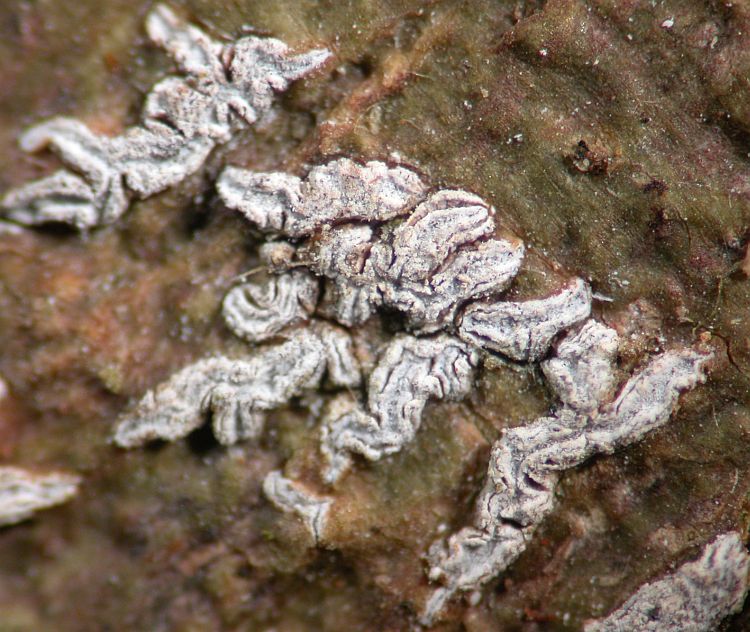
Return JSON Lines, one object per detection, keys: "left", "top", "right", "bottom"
{"left": 320, "top": 333, "right": 479, "bottom": 483}
{"left": 0, "top": 466, "right": 79, "bottom": 526}
{"left": 0, "top": 0, "right": 746, "bottom": 628}
{"left": 113, "top": 322, "right": 360, "bottom": 448}
{"left": 584, "top": 531, "right": 750, "bottom": 632}
{"left": 262, "top": 471, "right": 332, "bottom": 545}
{"left": 219, "top": 159, "right": 528, "bottom": 332}
{"left": 423, "top": 338, "right": 713, "bottom": 623}
{"left": 456, "top": 278, "right": 593, "bottom": 362}
{"left": 0, "top": 4, "right": 330, "bottom": 229}
{"left": 541, "top": 319, "right": 620, "bottom": 412}
{"left": 117, "top": 157, "right": 593, "bottom": 551}
{"left": 217, "top": 158, "right": 427, "bottom": 239}
{"left": 222, "top": 270, "right": 319, "bottom": 343}
{"left": 114, "top": 154, "right": 719, "bottom": 612}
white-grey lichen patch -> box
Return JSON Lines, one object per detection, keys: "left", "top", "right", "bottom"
{"left": 317, "top": 277, "right": 379, "bottom": 328}
{"left": 222, "top": 270, "right": 319, "bottom": 342}
{"left": 220, "top": 159, "right": 531, "bottom": 333}
{"left": 113, "top": 152, "right": 711, "bottom": 624}
{"left": 0, "top": 466, "right": 79, "bottom": 527}
{"left": 373, "top": 190, "right": 496, "bottom": 283}
{"left": 320, "top": 334, "right": 479, "bottom": 483}
{"left": 541, "top": 319, "right": 619, "bottom": 411}
{"left": 217, "top": 158, "right": 428, "bottom": 238}
{"left": 423, "top": 344, "right": 712, "bottom": 624}
{"left": 1, "top": 4, "right": 330, "bottom": 228}
{"left": 457, "top": 278, "right": 592, "bottom": 361}
{"left": 113, "top": 323, "right": 360, "bottom": 448}
{"left": 365, "top": 192, "right": 527, "bottom": 331}
{"left": 587, "top": 347, "right": 712, "bottom": 454}
{"left": 584, "top": 531, "right": 750, "bottom": 632}
{"left": 263, "top": 470, "right": 332, "bottom": 544}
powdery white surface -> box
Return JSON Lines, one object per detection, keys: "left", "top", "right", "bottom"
{"left": 423, "top": 345, "right": 712, "bottom": 624}
{"left": 584, "top": 531, "right": 750, "bottom": 632}
{"left": 320, "top": 334, "right": 479, "bottom": 483}
{"left": 457, "top": 277, "right": 592, "bottom": 361}
{"left": 541, "top": 319, "right": 619, "bottom": 412}
{"left": 262, "top": 471, "right": 332, "bottom": 544}
{"left": 0, "top": 466, "right": 79, "bottom": 527}
{"left": 219, "top": 160, "right": 529, "bottom": 333}
{"left": 218, "top": 159, "right": 427, "bottom": 238}
{"left": 222, "top": 270, "right": 319, "bottom": 342}
{"left": 113, "top": 323, "right": 360, "bottom": 448}
{"left": 1, "top": 4, "right": 330, "bottom": 228}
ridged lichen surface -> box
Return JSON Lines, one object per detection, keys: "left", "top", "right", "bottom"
{"left": 1, "top": 1, "right": 750, "bottom": 630}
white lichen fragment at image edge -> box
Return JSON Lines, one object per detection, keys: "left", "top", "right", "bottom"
{"left": 0, "top": 466, "right": 79, "bottom": 526}
{"left": 0, "top": 4, "right": 330, "bottom": 228}
{"left": 584, "top": 531, "right": 750, "bottom": 632}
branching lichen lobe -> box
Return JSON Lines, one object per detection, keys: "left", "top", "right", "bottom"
{"left": 422, "top": 336, "right": 714, "bottom": 623}
{"left": 114, "top": 323, "right": 360, "bottom": 448}
{"left": 222, "top": 270, "right": 319, "bottom": 342}
{"left": 0, "top": 4, "right": 330, "bottom": 228}
{"left": 320, "top": 333, "right": 479, "bottom": 483}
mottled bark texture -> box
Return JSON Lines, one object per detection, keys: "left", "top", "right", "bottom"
{"left": 1, "top": 1, "right": 750, "bottom": 630}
